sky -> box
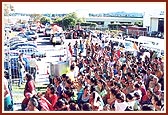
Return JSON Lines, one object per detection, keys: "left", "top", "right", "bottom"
{"left": 4, "top": 2, "right": 165, "bottom": 15}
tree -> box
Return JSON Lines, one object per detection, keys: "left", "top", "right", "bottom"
{"left": 134, "top": 21, "right": 143, "bottom": 27}
{"left": 62, "top": 17, "right": 76, "bottom": 29}
{"left": 62, "top": 12, "right": 85, "bottom": 30}
{"left": 52, "top": 17, "right": 63, "bottom": 26}
{"left": 30, "top": 14, "right": 43, "bottom": 23}
{"left": 40, "top": 16, "right": 51, "bottom": 25}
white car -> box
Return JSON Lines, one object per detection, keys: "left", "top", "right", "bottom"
{"left": 25, "top": 30, "right": 39, "bottom": 40}
{"left": 50, "top": 32, "right": 65, "bottom": 45}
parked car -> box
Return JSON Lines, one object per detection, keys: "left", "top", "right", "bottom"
{"left": 12, "top": 24, "right": 26, "bottom": 31}
{"left": 30, "top": 24, "right": 37, "bottom": 31}
{"left": 25, "top": 30, "right": 38, "bottom": 40}
{"left": 17, "top": 32, "right": 33, "bottom": 41}
{"left": 50, "top": 32, "right": 65, "bottom": 45}
{"left": 10, "top": 40, "right": 25, "bottom": 47}
{"left": 16, "top": 46, "right": 46, "bottom": 58}
{"left": 10, "top": 43, "right": 37, "bottom": 50}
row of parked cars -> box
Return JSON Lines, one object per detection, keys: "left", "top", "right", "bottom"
{"left": 4, "top": 29, "right": 46, "bottom": 79}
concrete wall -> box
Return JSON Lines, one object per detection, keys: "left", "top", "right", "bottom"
{"left": 150, "top": 18, "right": 158, "bottom": 32}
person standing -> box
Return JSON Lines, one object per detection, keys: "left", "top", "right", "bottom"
{"left": 22, "top": 73, "right": 36, "bottom": 110}
{"left": 29, "top": 53, "right": 38, "bottom": 82}
{"left": 18, "top": 53, "right": 25, "bottom": 87}
{"left": 79, "top": 40, "right": 84, "bottom": 53}
{"left": 51, "top": 34, "right": 56, "bottom": 47}
{"left": 4, "top": 74, "right": 13, "bottom": 111}
{"left": 68, "top": 43, "right": 73, "bottom": 56}
{"left": 74, "top": 43, "right": 78, "bottom": 60}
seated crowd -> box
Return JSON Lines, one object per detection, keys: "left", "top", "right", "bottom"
{"left": 21, "top": 39, "right": 164, "bottom": 111}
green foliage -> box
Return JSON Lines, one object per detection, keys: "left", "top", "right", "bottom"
{"left": 61, "top": 12, "right": 84, "bottom": 30}
{"left": 52, "top": 17, "right": 63, "bottom": 26}
{"left": 40, "top": 16, "right": 51, "bottom": 25}
{"left": 63, "top": 17, "right": 76, "bottom": 29}
{"left": 134, "top": 21, "right": 143, "bottom": 27}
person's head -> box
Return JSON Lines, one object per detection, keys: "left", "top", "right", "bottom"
{"left": 115, "top": 92, "right": 125, "bottom": 103}
{"left": 146, "top": 88, "right": 153, "bottom": 97}
{"left": 115, "top": 82, "right": 122, "bottom": 91}
{"left": 126, "top": 93, "right": 134, "bottom": 102}
{"left": 141, "top": 104, "right": 154, "bottom": 111}
{"left": 46, "top": 84, "right": 56, "bottom": 95}
{"left": 56, "top": 99, "right": 66, "bottom": 110}
{"left": 65, "top": 78, "right": 72, "bottom": 87}
{"left": 153, "top": 83, "right": 161, "bottom": 93}
{"left": 82, "top": 103, "right": 92, "bottom": 111}
{"left": 62, "top": 74, "right": 68, "bottom": 81}
{"left": 19, "top": 53, "right": 24, "bottom": 58}
{"left": 83, "top": 85, "right": 90, "bottom": 95}
{"left": 31, "top": 53, "right": 36, "bottom": 58}
{"left": 114, "top": 74, "right": 120, "bottom": 81}
{"left": 25, "top": 73, "right": 33, "bottom": 81}
{"left": 147, "top": 68, "right": 152, "bottom": 74}
{"left": 134, "top": 92, "right": 140, "bottom": 101}
{"left": 27, "top": 97, "right": 39, "bottom": 111}
{"left": 134, "top": 83, "right": 140, "bottom": 90}
{"left": 97, "top": 79, "right": 106, "bottom": 89}
{"left": 63, "top": 89, "right": 74, "bottom": 98}
{"left": 85, "top": 74, "right": 91, "bottom": 84}
{"left": 121, "top": 76, "right": 127, "bottom": 83}
{"left": 69, "top": 102, "right": 79, "bottom": 111}
{"left": 70, "top": 64, "right": 75, "bottom": 71}
{"left": 151, "top": 94, "right": 162, "bottom": 107}
{"left": 159, "top": 91, "right": 164, "bottom": 101}
{"left": 110, "top": 87, "right": 118, "bottom": 96}
{"left": 54, "top": 76, "right": 62, "bottom": 85}
{"left": 90, "top": 85, "right": 96, "bottom": 93}
{"left": 136, "top": 75, "right": 142, "bottom": 82}
{"left": 152, "top": 76, "right": 159, "bottom": 84}
{"left": 127, "top": 72, "right": 133, "bottom": 80}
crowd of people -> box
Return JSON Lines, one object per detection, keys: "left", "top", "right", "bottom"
{"left": 4, "top": 33, "right": 164, "bottom": 111}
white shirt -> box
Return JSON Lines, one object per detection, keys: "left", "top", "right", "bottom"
{"left": 29, "top": 58, "right": 37, "bottom": 68}
{"left": 115, "top": 100, "right": 128, "bottom": 111}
